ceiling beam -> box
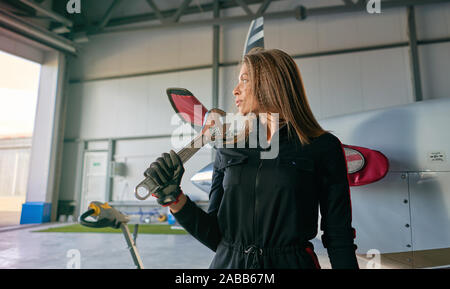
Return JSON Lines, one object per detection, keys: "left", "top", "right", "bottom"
{"left": 342, "top": 0, "right": 356, "bottom": 5}
{"left": 79, "top": 0, "right": 450, "bottom": 37}
{"left": 342, "top": 0, "right": 367, "bottom": 6}
{"left": 235, "top": 0, "right": 255, "bottom": 16}
{"left": 18, "top": 0, "right": 73, "bottom": 27}
{"left": 145, "top": 0, "right": 166, "bottom": 24}
{"left": 256, "top": 0, "right": 273, "bottom": 16}
{"left": 171, "top": 0, "right": 193, "bottom": 23}
{"left": 74, "top": 0, "right": 279, "bottom": 32}
{"left": 97, "top": 0, "right": 124, "bottom": 31}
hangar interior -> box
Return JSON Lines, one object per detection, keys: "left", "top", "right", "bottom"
{"left": 0, "top": 0, "right": 449, "bottom": 269}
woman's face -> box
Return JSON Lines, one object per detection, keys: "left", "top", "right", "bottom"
{"left": 233, "top": 64, "right": 258, "bottom": 115}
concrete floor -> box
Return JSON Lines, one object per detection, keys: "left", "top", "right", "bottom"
{"left": 0, "top": 223, "right": 355, "bottom": 269}
{"left": 0, "top": 223, "right": 215, "bottom": 269}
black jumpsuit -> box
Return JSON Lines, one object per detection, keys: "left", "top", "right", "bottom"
{"left": 173, "top": 122, "right": 359, "bottom": 269}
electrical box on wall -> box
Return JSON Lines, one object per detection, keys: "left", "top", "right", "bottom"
{"left": 111, "top": 162, "right": 127, "bottom": 177}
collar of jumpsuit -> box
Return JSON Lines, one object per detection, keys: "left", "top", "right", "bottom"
{"left": 241, "top": 115, "right": 289, "bottom": 150}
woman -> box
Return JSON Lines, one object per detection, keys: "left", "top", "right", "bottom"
{"left": 145, "top": 48, "right": 359, "bottom": 269}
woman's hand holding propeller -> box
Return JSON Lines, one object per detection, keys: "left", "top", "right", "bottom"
{"left": 143, "top": 150, "right": 185, "bottom": 207}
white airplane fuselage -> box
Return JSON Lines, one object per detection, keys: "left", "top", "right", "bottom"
{"left": 318, "top": 97, "right": 450, "bottom": 268}
{"left": 190, "top": 97, "right": 450, "bottom": 268}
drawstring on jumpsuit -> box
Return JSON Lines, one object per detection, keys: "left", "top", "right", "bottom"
{"left": 244, "top": 245, "right": 263, "bottom": 269}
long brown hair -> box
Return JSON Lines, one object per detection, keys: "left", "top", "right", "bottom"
{"left": 242, "top": 48, "right": 328, "bottom": 145}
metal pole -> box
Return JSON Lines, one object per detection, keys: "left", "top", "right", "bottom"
{"left": 97, "top": 0, "right": 124, "bottom": 31}
{"left": 171, "top": 0, "right": 193, "bottom": 23}
{"left": 256, "top": 0, "right": 273, "bottom": 16}
{"left": 235, "top": 0, "right": 255, "bottom": 16}
{"left": 76, "top": 141, "right": 87, "bottom": 216}
{"left": 106, "top": 139, "right": 116, "bottom": 202}
{"left": 212, "top": 0, "right": 220, "bottom": 162}
{"left": 212, "top": 0, "right": 220, "bottom": 109}
{"left": 121, "top": 223, "right": 145, "bottom": 269}
{"left": 145, "top": 0, "right": 166, "bottom": 23}
{"left": 407, "top": 6, "right": 423, "bottom": 102}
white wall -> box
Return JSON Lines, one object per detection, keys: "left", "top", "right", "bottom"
{"left": 69, "top": 26, "right": 212, "bottom": 81}
{"left": 416, "top": 2, "right": 450, "bottom": 100}
{"left": 65, "top": 24, "right": 214, "bottom": 203}
{"left": 419, "top": 42, "right": 450, "bottom": 100}
{"left": 219, "top": 3, "right": 413, "bottom": 116}
{"left": 62, "top": 1, "right": 450, "bottom": 205}
{"left": 66, "top": 69, "right": 212, "bottom": 139}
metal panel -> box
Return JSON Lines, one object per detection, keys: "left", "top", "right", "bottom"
{"left": 409, "top": 172, "right": 450, "bottom": 251}
{"left": 79, "top": 80, "right": 121, "bottom": 138}
{"left": 112, "top": 138, "right": 212, "bottom": 203}
{"left": 218, "top": 65, "right": 240, "bottom": 112}
{"left": 220, "top": 19, "right": 249, "bottom": 63}
{"left": 298, "top": 47, "right": 411, "bottom": 120}
{"left": 359, "top": 47, "right": 413, "bottom": 110}
{"left": 313, "top": 47, "right": 412, "bottom": 118}
{"left": 114, "top": 76, "right": 149, "bottom": 136}
{"left": 415, "top": 2, "right": 450, "bottom": 40}
{"left": 268, "top": 16, "right": 319, "bottom": 57}
{"left": 315, "top": 7, "right": 407, "bottom": 52}
{"left": 318, "top": 52, "right": 364, "bottom": 117}
{"left": 59, "top": 142, "right": 79, "bottom": 201}
{"left": 64, "top": 83, "right": 82, "bottom": 139}
{"left": 179, "top": 68, "right": 213, "bottom": 109}
{"left": 179, "top": 26, "right": 212, "bottom": 68}
{"left": 72, "top": 26, "right": 211, "bottom": 81}
{"left": 68, "top": 68, "right": 213, "bottom": 140}
{"left": 350, "top": 172, "right": 412, "bottom": 254}
{"left": 79, "top": 151, "right": 108, "bottom": 215}
{"left": 294, "top": 58, "right": 322, "bottom": 118}
{"left": 87, "top": 141, "right": 109, "bottom": 151}
{"left": 419, "top": 42, "right": 450, "bottom": 100}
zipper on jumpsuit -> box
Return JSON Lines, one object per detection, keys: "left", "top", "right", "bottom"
{"left": 245, "top": 158, "right": 263, "bottom": 269}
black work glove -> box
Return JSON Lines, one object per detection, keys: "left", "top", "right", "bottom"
{"left": 144, "top": 150, "right": 184, "bottom": 207}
